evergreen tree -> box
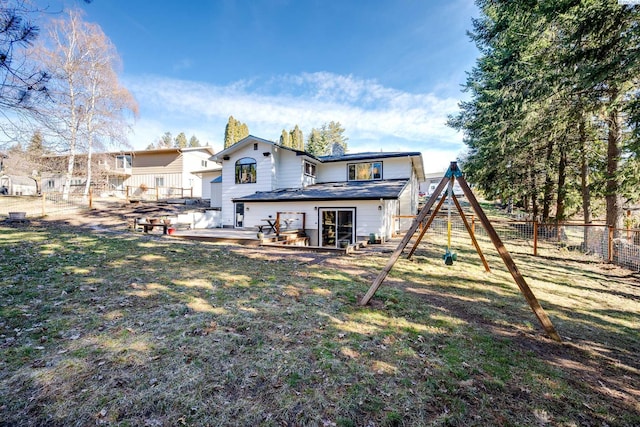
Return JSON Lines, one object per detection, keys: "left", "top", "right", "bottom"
{"left": 280, "top": 129, "right": 291, "bottom": 147}
{"left": 290, "top": 125, "right": 304, "bottom": 151}
{"left": 305, "top": 128, "right": 327, "bottom": 156}
{"left": 449, "top": 0, "right": 640, "bottom": 228}
{"left": 188, "top": 135, "right": 200, "bottom": 147}
{"left": 158, "top": 131, "right": 173, "bottom": 148}
{"left": 224, "top": 116, "right": 249, "bottom": 148}
{"left": 323, "top": 121, "right": 348, "bottom": 153}
{"left": 174, "top": 132, "right": 187, "bottom": 148}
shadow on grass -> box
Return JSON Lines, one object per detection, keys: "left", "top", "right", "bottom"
{"left": 1, "top": 224, "right": 639, "bottom": 426}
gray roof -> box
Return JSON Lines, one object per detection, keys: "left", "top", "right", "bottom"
{"left": 233, "top": 179, "right": 408, "bottom": 202}
{"left": 318, "top": 151, "right": 422, "bottom": 163}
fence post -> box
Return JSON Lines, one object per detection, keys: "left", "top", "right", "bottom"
{"left": 41, "top": 192, "right": 46, "bottom": 216}
{"left": 533, "top": 220, "right": 538, "bottom": 256}
{"left": 89, "top": 188, "right": 93, "bottom": 209}
{"left": 608, "top": 226, "right": 614, "bottom": 262}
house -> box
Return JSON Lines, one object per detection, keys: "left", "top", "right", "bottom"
{"left": 0, "top": 174, "right": 38, "bottom": 195}
{"left": 210, "top": 135, "right": 425, "bottom": 247}
{"left": 41, "top": 147, "right": 220, "bottom": 200}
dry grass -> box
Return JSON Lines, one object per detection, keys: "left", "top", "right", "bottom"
{"left": 0, "top": 219, "right": 638, "bottom": 426}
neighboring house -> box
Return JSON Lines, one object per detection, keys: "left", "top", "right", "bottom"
{"left": 210, "top": 135, "right": 425, "bottom": 247}
{"left": 422, "top": 171, "right": 463, "bottom": 197}
{"left": 107, "top": 146, "right": 219, "bottom": 199}
{"left": 0, "top": 174, "right": 38, "bottom": 195}
{"left": 42, "top": 147, "right": 220, "bottom": 199}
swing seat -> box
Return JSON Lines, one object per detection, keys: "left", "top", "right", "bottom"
{"left": 443, "top": 250, "right": 457, "bottom": 265}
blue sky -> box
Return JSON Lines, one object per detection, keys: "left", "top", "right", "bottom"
{"left": 36, "top": 0, "right": 479, "bottom": 172}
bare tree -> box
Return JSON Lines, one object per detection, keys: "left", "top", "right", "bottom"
{"left": 31, "top": 8, "right": 137, "bottom": 198}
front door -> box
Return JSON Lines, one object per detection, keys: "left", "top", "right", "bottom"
{"left": 320, "top": 208, "right": 355, "bottom": 247}
{"left": 235, "top": 202, "right": 244, "bottom": 228}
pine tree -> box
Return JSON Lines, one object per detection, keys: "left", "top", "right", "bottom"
{"left": 224, "top": 116, "right": 249, "bottom": 148}
{"left": 305, "top": 128, "right": 327, "bottom": 156}
{"left": 174, "top": 132, "right": 187, "bottom": 148}
{"left": 290, "top": 125, "right": 304, "bottom": 151}
{"left": 280, "top": 129, "right": 291, "bottom": 147}
{"left": 188, "top": 135, "right": 200, "bottom": 147}
{"left": 158, "top": 132, "right": 173, "bottom": 148}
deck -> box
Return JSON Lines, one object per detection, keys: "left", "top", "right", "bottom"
{"left": 160, "top": 227, "right": 383, "bottom": 253}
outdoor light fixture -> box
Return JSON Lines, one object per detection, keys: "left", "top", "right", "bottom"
{"left": 223, "top": 155, "right": 230, "bottom": 160}
{"left": 378, "top": 205, "right": 382, "bottom": 211}
{"left": 263, "top": 152, "right": 271, "bottom": 157}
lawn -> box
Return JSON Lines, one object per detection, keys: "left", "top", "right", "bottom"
{"left": 0, "top": 221, "right": 638, "bottom": 426}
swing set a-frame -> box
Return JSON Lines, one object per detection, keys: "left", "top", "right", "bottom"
{"left": 360, "top": 162, "right": 562, "bottom": 343}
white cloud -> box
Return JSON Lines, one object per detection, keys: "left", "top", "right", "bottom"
{"left": 124, "top": 72, "right": 465, "bottom": 169}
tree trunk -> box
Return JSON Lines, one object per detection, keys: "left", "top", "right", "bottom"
{"left": 555, "top": 143, "right": 567, "bottom": 221}
{"left": 83, "top": 145, "right": 93, "bottom": 197}
{"left": 541, "top": 139, "right": 555, "bottom": 222}
{"left": 579, "top": 118, "right": 592, "bottom": 248}
{"left": 528, "top": 150, "right": 539, "bottom": 220}
{"left": 578, "top": 119, "right": 591, "bottom": 223}
{"left": 605, "top": 103, "right": 622, "bottom": 232}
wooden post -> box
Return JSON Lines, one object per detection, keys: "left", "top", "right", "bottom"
{"left": 360, "top": 175, "right": 450, "bottom": 306}
{"left": 276, "top": 212, "right": 281, "bottom": 236}
{"left": 608, "top": 226, "right": 614, "bottom": 262}
{"left": 452, "top": 194, "right": 490, "bottom": 272}
{"left": 533, "top": 220, "right": 538, "bottom": 256}
{"left": 458, "top": 176, "right": 561, "bottom": 342}
{"left": 471, "top": 215, "right": 475, "bottom": 235}
{"left": 89, "top": 187, "right": 93, "bottom": 209}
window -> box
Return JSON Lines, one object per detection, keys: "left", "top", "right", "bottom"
{"left": 304, "top": 161, "right": 316, "bottom": 177}
{"left": 201, "top": 160, "right": 208, "bottom": 167}
{"left": 348, "top": 162, "right": 382, "bottom": 181}
{"left": 47, "top": 180, "right": 55, "bottom": 189}
{"left": 116, "top": 154, "right": 132, "bottom": 169}
{"left": 155, "top": 177, "right": 164, "bottom": 187}
{"left": 235, "top": 157, "right": 257, "bottom": 184}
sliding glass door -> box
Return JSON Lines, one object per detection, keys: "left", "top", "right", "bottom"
{"left": 320, "top": 208, "right": 355, "bottom": 247}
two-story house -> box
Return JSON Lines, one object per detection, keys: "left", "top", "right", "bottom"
{"left": 210, "top": 135, "right": 425, "bottom": 247}
{"left": 42, "top": 146, "right": 220, "bottom": 200}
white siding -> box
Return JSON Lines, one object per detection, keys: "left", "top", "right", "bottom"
{"left": 243, "top": 199, "right": 392, "bottom": 245}
{"left": 316, "top": 156, "right": 413, "bottom": 183}
{"left": 275, "top": 149, "right": 305, "bottom": 188}
{"left": 316, "top": 162, "right": 347, "bottom": 182}
{"left": 210, "top": 182, "right": 222, "bottom": 208}
{"left": 181, "top": 151, "right": 212, "bottom": 197}
{"left": 219, "top": 141, "right": 275, "bottom": 227}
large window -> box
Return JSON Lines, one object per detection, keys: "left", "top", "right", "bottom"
{"left": 348, "top": 162, "right": 382, "bottom": 181}
{"left": 235, "top": 157, "right": 257, "bottom": 184}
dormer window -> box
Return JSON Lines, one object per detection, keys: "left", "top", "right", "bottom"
{"left": 304, "top": 161, "right": 316, "bottom": 178}
{"left": 235, "top": 157, "right": 257, "bottom": 184}
{"left": 348, "top": 161, "right": 382, "bottom": 181}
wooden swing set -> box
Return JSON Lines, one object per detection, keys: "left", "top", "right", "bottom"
{"left": 360, "top": 162, "right": 562, "bottom": 342}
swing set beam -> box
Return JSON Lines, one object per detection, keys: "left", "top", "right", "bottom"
{"left": 359, "top": 162, "right": 561, "bottom": 343}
